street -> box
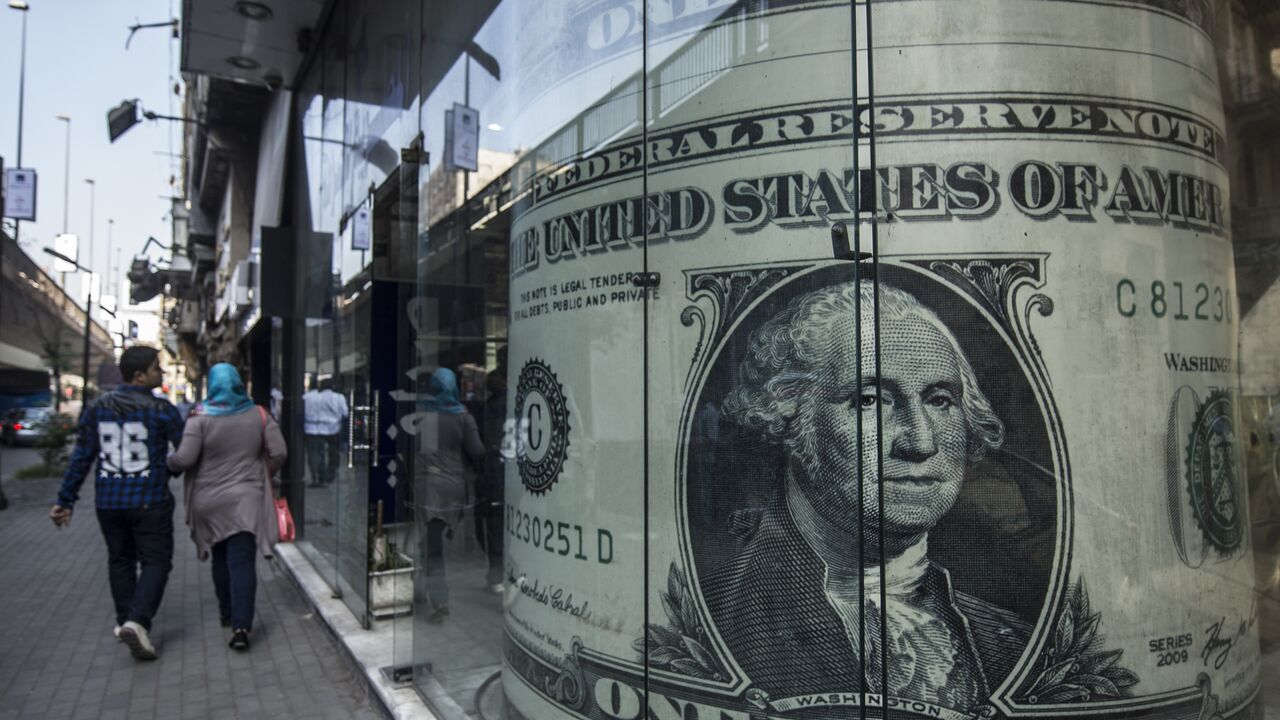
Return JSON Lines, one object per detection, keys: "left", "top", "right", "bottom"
{"left": 0, "top": 444, "right": 384, "bottom": 720}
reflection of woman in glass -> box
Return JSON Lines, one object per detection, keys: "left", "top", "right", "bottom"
{"left": 416, "top": 368, "right": 486, "bottom": 622}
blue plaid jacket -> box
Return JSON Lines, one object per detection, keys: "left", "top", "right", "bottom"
{"left": 57, "top": 385, "right": 186, "bottom": 510}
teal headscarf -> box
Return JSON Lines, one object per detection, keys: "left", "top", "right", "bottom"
{"left": 422, "top": 367, "right": 466, "bottom": 415}
{"left": 201, "top": 363, "right": 255, "bottom": 417}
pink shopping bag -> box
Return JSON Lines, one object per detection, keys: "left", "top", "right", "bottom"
{"left": 275, "top": 497, "right": 296, "bottom": 542}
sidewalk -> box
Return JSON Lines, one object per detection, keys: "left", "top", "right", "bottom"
{"left": 0, "top": 462, "right": 384, "bottom": 720}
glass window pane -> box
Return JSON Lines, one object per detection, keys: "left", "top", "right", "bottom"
{"left": 273, "top": 2, "right": 1280, "bottom": 717}
{"left": 405, "top": 2, "right": 649, "bottom": 718}
{"left": 640, "top": 0, "right": 867, "bottom": 713}
{"left": 859, "top": 1, "right": 1274, "bottom": 717}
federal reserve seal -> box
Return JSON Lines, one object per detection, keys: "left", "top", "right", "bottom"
{"left": 514, "top": 358, "right": 571, "bottom": 495}
{"left": 1185, "top": 390, "right": 1243, "bottom": 556}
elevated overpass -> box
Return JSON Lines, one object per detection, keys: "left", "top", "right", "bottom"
{"left": 1, "top": 232, "right": 114, "bottom": 388}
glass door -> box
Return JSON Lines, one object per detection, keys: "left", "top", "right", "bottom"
{"left": 384, "top": 149, "right": 425, "bottom": 685}
{"left": 331, "top": 248, "right": 374, "bottom": 624}
{"left": 295, "top": 216, "right": 373, "bottom": 627}
{"left": 294, "top": 24, "right": 347, "bottom": 595}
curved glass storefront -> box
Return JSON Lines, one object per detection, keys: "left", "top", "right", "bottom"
{"left": 281, "top": 1, "right": 1279, "bottom": 718}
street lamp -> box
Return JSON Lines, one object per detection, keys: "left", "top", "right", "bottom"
{"left": 96, "top": 302, "right": 122, "bottom": 350}
{"left": 56, "top": 114, "right": 71, "bottom": 232}
{"left": 54, "top": 113, "right": 72, "bottom": 286}
{"left": 107, "top": 99, "right": 204, "bottom": 143}
{"left": 107, "top": 218, "right": 115, "bottom": 297}
{"left": 9, "top": 1, "right": 29, "bottom": 245}
{"left": 84, "top": 178, "right": 95, "bottom": 270}
{"left": 42, "top": 246, "right": 97, "bottom": 405}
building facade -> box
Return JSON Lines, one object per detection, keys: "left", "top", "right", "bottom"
{"left": 169, "top": 1, "right": 1279, "bottom": 718}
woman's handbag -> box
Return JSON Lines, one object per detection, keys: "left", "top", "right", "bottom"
{"left": 256, "top": 406, "right": 294, "bottom": 543}
{"left": 275, "top": 497, "right": 296, "bottom": 542}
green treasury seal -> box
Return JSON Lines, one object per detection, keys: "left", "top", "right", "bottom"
{"left": 514, "top": 358, "right": 571, "bottom": 495}
{"left": 1185, "top": 390, "right": 1243, "bottom": 555}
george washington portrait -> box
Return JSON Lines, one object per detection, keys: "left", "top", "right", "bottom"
{"left": 699, "top": 278, "right": 1032, "bottom": 711}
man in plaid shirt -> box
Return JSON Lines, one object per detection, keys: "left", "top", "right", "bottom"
{"left": 50, "top": 346, "right": 185, "bottom": 661}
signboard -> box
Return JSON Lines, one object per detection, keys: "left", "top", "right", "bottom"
{"left": 79, "top": 272, "right": 100, "bottom": 305}
{"left": 445, "top": 103, "right": 479, "bottom": 172}
{"left": 502, "top": 3, "right": 1261, "bottom": 720}
{"left": 52, "top": 234, "right": 79, "bottom": 274}
{"left": 351, "top": 203, "right": 371, "bottom": 251}
{"left": 4, "top": 167, "right": 36, "bottom": 221}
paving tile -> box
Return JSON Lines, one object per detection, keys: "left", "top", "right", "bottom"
{"left": 0, "top": 470, "right": 383, "bottom": 720}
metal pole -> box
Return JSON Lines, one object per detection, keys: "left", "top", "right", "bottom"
{"left": 85, "top": 178, "right": 95, "bottom": 265}
{"left": 82, "top": 287, "right": 92, "bottom": 404}
{"left": 463, "top": 55, "right": 470, "bottom": 203}
{"left": 58, "top": 116, "right": 71, "bottom": 232}
{"left": 12, "top": 4, "right": 27, "bottom": 246}
{"left": 56, "top": 114, "right": 71, "bottom": 287}
{"left": 3, "top": 3, "right": 29, "bottom": 419}
{"left": 13, "top": 7, "right": 24, "bottom": 165}
{"left": 107, "top": 219, "right": 114, "bottom": 296}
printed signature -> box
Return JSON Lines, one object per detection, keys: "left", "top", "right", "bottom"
{"left": 1200, "top": 597, "right": 1258, "bottom": 670}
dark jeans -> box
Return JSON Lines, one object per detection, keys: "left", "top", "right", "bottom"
{"left": 96, "top": 500, "right": 175, "bottom": 631}
{"left": 476, "top": 466, "right": 505, "bottom": 586}
{"left": 474, "top": 498, "right": 504, "bottom": 586}
{"left": 305, "top": 433, "right": 340, "bottom": 486}
{"left": 212, "top": 532, "right": 257, "bottom": 631}
{"left": 422, "top": 518, "right": 450, "bottom": 608}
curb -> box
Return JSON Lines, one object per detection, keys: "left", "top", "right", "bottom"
{"left": 272, "top": 542, "right": 439, "bottom": 720}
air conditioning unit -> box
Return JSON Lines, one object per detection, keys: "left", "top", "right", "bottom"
{"left": 175, "top": 300, "right": 200, "bottom": 333}
{"left": 219, "top": 260, "right": 252, "bottom": 320}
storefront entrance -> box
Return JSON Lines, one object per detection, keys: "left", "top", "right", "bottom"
{"left": 281, "top": 1, "right": 1277, "bottom": 718}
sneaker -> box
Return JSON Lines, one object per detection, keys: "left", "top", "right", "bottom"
{"left": 113, "top": 625, "right": 123, "bottom": 642}
{"left": 118, "top": 621, "right": 157, "bottom": 661}
{"left": 229, "top": 629, "right": 250, "bottom": 651}
{"left": 489, "top": 584, "right": 504, "bottom": 595}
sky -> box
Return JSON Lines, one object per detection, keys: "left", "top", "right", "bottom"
{"left": 0, "top": 0, "right": 181, "bottom": 304}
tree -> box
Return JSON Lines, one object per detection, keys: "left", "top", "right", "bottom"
{"left": 33, "top": 315, "right": 74, "bottom": 412}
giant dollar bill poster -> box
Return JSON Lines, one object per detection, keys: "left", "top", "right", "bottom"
{"left": 503, "top": 1, "right": 1263, "bottom": 718}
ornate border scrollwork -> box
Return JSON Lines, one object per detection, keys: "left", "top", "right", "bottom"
{"left": 927, "top": 259, "right": 1039, "bottom": 328}
{"left": 912, "top": 256, "right": 1055, "bottom": 382}
{"left": 682, "top": 266, "right": 802, "bottom": 388}
{"left": 545, "top": 638, "right": 588, "bottom": 711}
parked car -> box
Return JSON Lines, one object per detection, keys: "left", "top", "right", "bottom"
{"left": 1, "top": 407, "right": 68, "bottom": 446}
{"left": 0, "top": 408, "right": 28, "bottom": 445}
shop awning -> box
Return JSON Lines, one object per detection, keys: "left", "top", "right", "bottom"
{"left": 181, "top": 0, "right": 325, "bottom": 88}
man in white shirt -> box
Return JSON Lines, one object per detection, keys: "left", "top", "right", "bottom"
{"left": 302, "top": 376, "right": 348, "bottom": 487}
